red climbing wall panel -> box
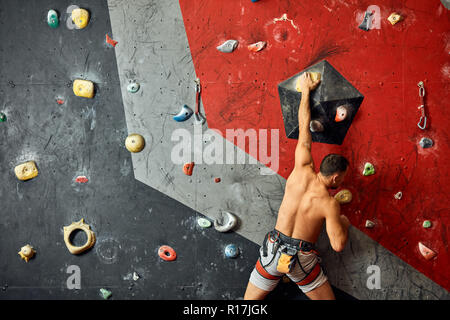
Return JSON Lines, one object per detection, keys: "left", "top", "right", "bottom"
{"left": 179, "top": 0, "right": 450, "bottom": 290}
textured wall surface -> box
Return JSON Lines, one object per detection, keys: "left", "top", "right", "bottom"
{"left": 108, "top": 0, "right": 449, "bottom": 299}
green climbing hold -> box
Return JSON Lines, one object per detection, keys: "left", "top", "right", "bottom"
{"left": 100, "top": 288, "right": 112, "bottom": 299}
{"left": 197, "top": 217, "right": 211, "bottom": 228}
{"left": 0, "top": 113, "right": 6, "bottom": 122}
{"left": 422, "top": 220, "right": 432, "bottom": 228}
{"left": 363, "top": 162, "right": 375, "bottom": 176}
{"left": 47, "top": 10, "right": 59, "bottom": 28}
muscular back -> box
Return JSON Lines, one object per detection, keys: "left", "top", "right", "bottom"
{"left": 275, "top": 165, "right": 333, "bottom": 243}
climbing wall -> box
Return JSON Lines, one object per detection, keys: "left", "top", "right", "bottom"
{"left": 178, "top": 0, "right": 450, "bottom": 292}
{"left": 109, "top": 0, "right": 449, "bottom": 299}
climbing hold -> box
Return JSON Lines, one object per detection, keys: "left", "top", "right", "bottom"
{"left": 251, "top": 0, "right": 260, "bottom": 2}
{"left": 71, "top": 8, "right": 90, "bottom": 29}
{"left": 63, "top": 219, "right": 96, "bottom": 255}
{"left": 47, "top": 10, "right": 59, "bottom": 28}
{"left": 363, "top": 162, "right": 375, "bottom": 176}
{"left": 100, "top": 288, "right": 112, "bottom": 300}
{"left": 422, "top": 220, "right": 432, "bottom": 228}
{"left": 335, "top": 105, "right": 351, "bottom": 122}
{"left": 334, "top": 189, "right": 352, "bottom": 204}
{"left": 0, "top": 112, "right": 6, "bottom": 122}
{"left": 282, "top": 275, "right": 290, "bottom": 283}
{"left": 394, "top": 191, "right": 403, "bottom": 200}
{"left": 197, "top": 217, "right": 212, "bottom": 228}
{"left": 224, "top": 244, "right": 239, "bottom": 259}
{"left": 183, "top": 162, "right": 195, "bottom": 176}
{"left": 419, "top": 137, "right": 434, "bottom": 149}
{"left": 75, "top": 176, "right": 89, "bottom": 183}
{"left": 56, "top": 99, "right": 64, "bottom": 105}
{"left": 365, "top": 220, "right": 375, "bottom": 228}
{"left": 296, "top": 72, "right": 321, "bottom": 92}
{"left": 418, "top": 242, "right": 436, "bottom": 260}
{"left": 214, "top": 178, "right": 221, "bottom": 183}
{"left": 106, "top": 34, "right": 118, "bottom": 47}
{"left": 387, "top": 13, "right": 403, "bottom": 25}
{"left": 125, "top": 134, "right": 145, "bottom": 153}
{"left": 18, "top": 244, "right": 36, "bottom": 262}
{"left": 132, "top": 272, "right": 140, "bottom": 281}
{"left": 73, "top": 79, "right": 94, "bottom": 98}
{"left": 15, "top": 161, "right": 39, "bottom": 181}
{"left": 248, "top": 41, "right": 266, "bottom": 52}
{"left": 173, "top": 105, "right": 193, "bottom": 122}
{"left": 127, "top": 82, "right": 140, "bottom": 93}
{"left": 358, "top": 10, "right": 373, "bottom": 31}
{"left": 217, "top": 40, "right": 238, "bottom": 53}
{"left": 214, "top": 211, "right": 238, "bottom": 233}
{"left": 158, "top": 245, "right": 177, "bottom": 261}
{"left": 309, "top": 120, "right": 324, "bottom": 133}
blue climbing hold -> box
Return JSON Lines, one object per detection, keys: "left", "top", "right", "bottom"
{"left": 224, "top": 244, "right": 239, "bottom": 259}
{"left": 173, "top": 105, "right": 193, "bottom": 122}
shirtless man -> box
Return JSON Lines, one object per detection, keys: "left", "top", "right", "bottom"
{"left": 244, "top": 72, "right": 351, "bottom": 300}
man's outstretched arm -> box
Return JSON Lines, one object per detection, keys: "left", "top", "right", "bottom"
{"left": 294, "top": 73, "right": 320, "bottom": 169}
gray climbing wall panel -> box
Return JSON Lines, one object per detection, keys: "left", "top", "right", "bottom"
{"left": 108, "top": 0, "right": 449, "bottom": 300}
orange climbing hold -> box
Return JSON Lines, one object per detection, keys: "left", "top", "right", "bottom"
{"left": 183, "top": 162, "right": 195, "bottom": 176}
{"left": 158, "top": 245, "right": 177, "bottom": 261}
{"left": 418, "top": 242, "right": 436, "bottom": 260}
{"left": 248, "top": 41, "right": 266, "bottom": 52}
{"left": 106, "top": 34, "right": 118, "bottom": 47}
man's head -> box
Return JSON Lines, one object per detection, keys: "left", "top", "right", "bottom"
{"left": 319, "top": 154, "right": 349, "bottom": 189}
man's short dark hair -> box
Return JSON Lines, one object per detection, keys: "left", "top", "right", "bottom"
{"left": 319, "top": 154, "right": 349, "bottom": 176}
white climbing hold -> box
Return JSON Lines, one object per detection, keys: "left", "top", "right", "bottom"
{"left": 133, "top": 272, "right": 140, "bottom": 281}
{"left": 394, "top": 192, "right": 403, "bottom": 200}
{"left": 214, "top": 211, "right": 238, "bottom": 232}
{"left": 217, "top": 40, "right": 238, "bottom": 53}
{"left": 365, "top": 220, "right": 375, "bottom": 228}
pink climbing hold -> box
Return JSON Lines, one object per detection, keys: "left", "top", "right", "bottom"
{"left": 106, "top": 34, "right": 118, "bottom": 47}
{"left": 75, "top": 176, "right": 89, "bottom": 183}
{"left": 418, "top": 242, "right": 436, "bottom": 260}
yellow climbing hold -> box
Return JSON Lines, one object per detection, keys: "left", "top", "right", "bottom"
{"left": 72, "top": 8, "right": 90, "bottom": 29}
{"left": 15, "top": 161, "right": 38, "bottom": 181}
{"left": 73, "top": 79, "right": 94, "bottom": 98}
{"left": 63, "top": 219, "right": 96, "bottom": 255}
{"left": 334, "top": 189, "right": 352, "bottom": 204}
{"left": 18, "top": 244, "right": 36, "bottom": 262}
{"left": 125, "top": 134, "right": 145, "bottom": 153}
{"left": 296, "top": 72, "right": 321, "bottom": 92}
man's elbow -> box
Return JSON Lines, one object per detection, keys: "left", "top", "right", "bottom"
{"left": 331, "top": 239, "right": 347, "bottom": 252}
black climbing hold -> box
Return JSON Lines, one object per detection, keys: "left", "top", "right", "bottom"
{"left": 278, "top": 60, "right": 364, "bottom": 145}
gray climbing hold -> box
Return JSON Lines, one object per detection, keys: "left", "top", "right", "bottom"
{"left": 214, "top": 211, "right": 238, "bottom": 232}
{"left": 217, "top": 40, "right": 238, "bottom": 53}
{"left": 310, "top": 120, "right": 324, "bottom": 133}
{"left": 419, "top": 137, "right": 433, "bottom": 149}
{"left": 224, "top": 244, "right": 239, "bottom": 258}
{"left": 127, "top": 82, "right": 140, "bottom": 93}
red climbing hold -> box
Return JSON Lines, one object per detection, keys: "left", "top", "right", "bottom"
{"left": 158, "top": 245, "right": 177, "bottom": 261}
{"left": 418, "top": 242, "right": 436, "bottom": 260}
{"left": 56, "top": 99, "right": 64, "bottom": 105}
{"left": 75, "top": 176, "right": 89, "bottom": 183}
{"left": 106, "top": 34, "right": 118, "bottom": 47}
{"left": 214, "top": 178, "right": 221, "bottom": 183}
{"left": 183, "top": 162, "right": 195, "bottom": 176}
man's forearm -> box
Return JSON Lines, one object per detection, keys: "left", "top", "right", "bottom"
{"left": 298, "top": 91, "right": 311, "bottom": 144}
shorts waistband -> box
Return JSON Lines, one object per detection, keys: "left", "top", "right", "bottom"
{"left": 271, "top": 229, "right": 315, "bottom": 252}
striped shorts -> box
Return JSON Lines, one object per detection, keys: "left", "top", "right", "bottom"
{"left": 249, "top": 230, "right": 328, "bottom": 293}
